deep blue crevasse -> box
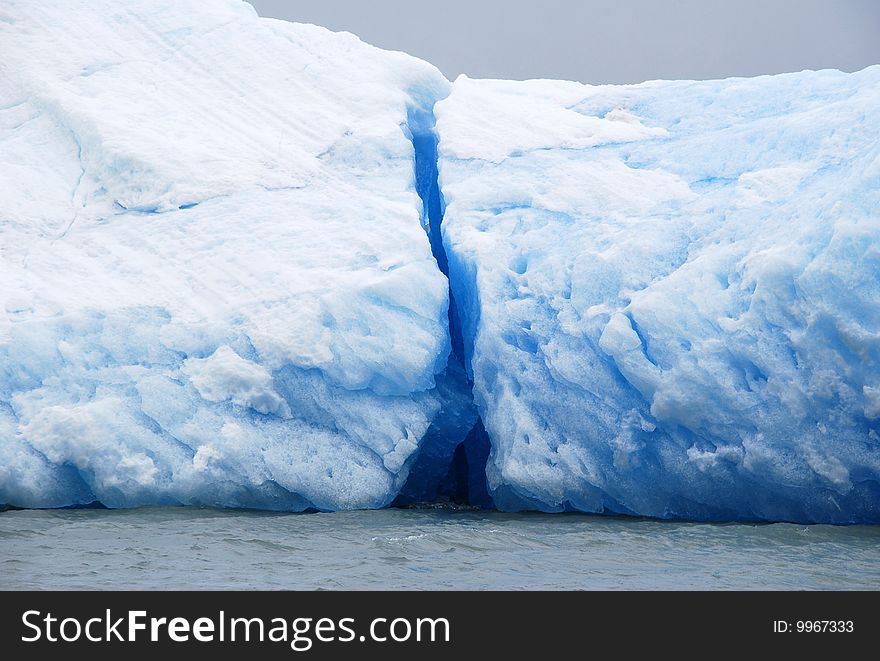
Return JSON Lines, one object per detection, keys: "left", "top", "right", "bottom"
{"left": 393, "top": 103, "right": 493, "bottom": 509}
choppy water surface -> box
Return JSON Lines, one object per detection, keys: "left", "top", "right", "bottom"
{"left": 1, "top": 507, "right": 877, "bottom": 590}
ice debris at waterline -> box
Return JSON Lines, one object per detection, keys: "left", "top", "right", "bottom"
{"left": 1, "top": 1, "right": 878, "bottom": 523}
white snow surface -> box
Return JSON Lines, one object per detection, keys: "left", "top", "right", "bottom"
{"left": 437, "top": 70, "right": 880, "bottom": 522}
{"left": 0, "top": 0, "right": 454, "bottom": 509}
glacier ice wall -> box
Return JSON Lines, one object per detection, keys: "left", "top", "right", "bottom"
{"left": 2, "top": 1, "right": 879, "bottom": 523}
{"left": 0, "top": 0, "right": 462, "bottom": 510}
{"left": 436, "top": 69, "right": 880, "bottom": 523}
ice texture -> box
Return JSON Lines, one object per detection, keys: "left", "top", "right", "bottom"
{"left": 436, "top": 69, "right": 880, "bottom": 523}
{"left": 3, "top": 1, "right": 879, "bottom": 523}
{"left": 0, "top": 0, "right": 458, "bottom": 510}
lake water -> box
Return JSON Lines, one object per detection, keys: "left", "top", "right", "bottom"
{"left": 1, "top": 507, "right": 877, "bottom": 590}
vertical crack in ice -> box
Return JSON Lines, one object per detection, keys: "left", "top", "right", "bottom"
{"left": 406, "top": 103, "right": 467, "bottom": 365}
{"left": 409, "top": 109, "right": 448, "bottom": 275}
{"left": 397, "top": 100, "right": 493, "bottom": 508}
{"left": 57, "top": 129, "right": 86, "bottom": 241}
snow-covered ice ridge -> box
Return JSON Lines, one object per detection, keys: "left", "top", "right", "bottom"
{"left": 1, "top": 1, "right": 878, "bottom": 522}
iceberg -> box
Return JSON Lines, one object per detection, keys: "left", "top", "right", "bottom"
{"left": 0, "top": 0, "right": 460, "bottom": 510}
{"left": 436, "top": 70, "right": 880, "bottom": 523}
{"left": 2, "top": 0, "right": 878, "bottom": 523}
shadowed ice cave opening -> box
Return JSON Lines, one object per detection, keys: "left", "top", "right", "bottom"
{"left": 394, "top": 102, "right": 493, "bottom": 509}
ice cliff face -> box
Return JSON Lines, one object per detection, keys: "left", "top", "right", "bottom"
{"left": 437, "top": 70, "right": 880, "bottom": 522}
{"left": 0, "top": 0, "right": 460, "bottom": 510}
{"left": 1, "top": 1, "right": 878, "bottom": 522}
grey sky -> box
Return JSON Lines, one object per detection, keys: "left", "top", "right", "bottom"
{"left": 249, "top": 0, "right": 880, "bottom": 84}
